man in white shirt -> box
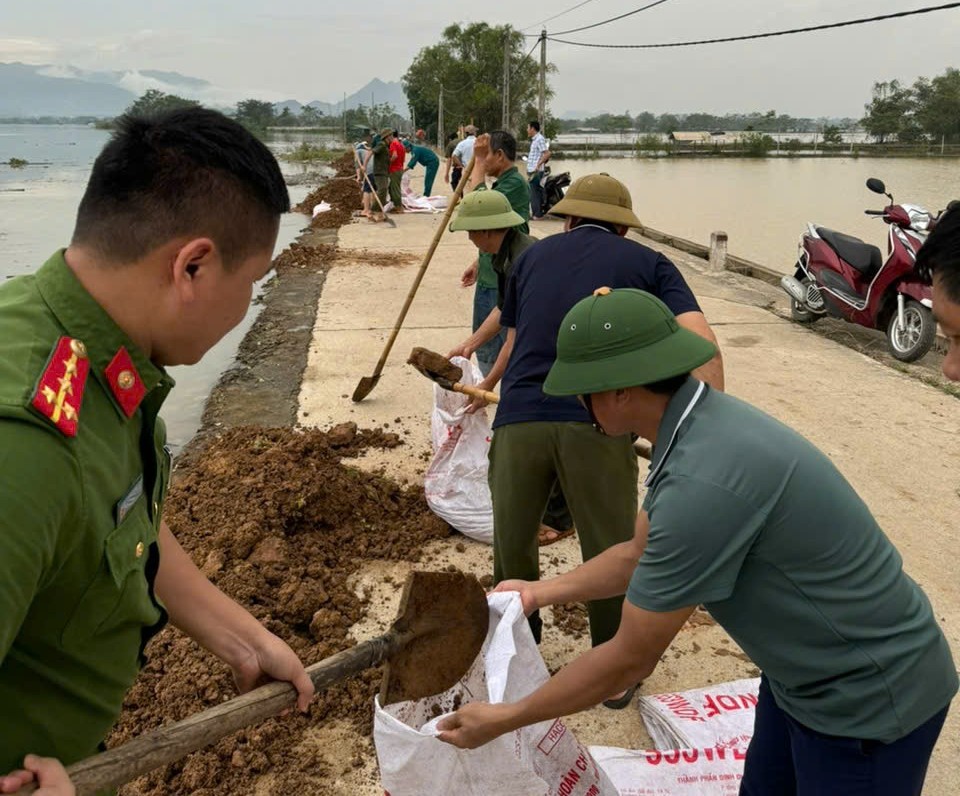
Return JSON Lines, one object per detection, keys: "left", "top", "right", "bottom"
{"left": 452, "top": 125, "right": 478, "bottom": 174}
{"left": 526, "top": 120, "right": 551, "bottom": 220}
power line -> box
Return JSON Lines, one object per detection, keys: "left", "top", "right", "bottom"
{"left": 511, "top": 36, "right": 544, "bottom": 83}
{"left": 521, "top": 0, "right": 604, "bottom": 33}
{"left": 553, "top": 0, "right": 674, "bottom": 36}
{"left": 547, "top": 1, "right": 960, "bottom": 48}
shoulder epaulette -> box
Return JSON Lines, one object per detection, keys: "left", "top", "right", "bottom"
{"left": 31, "top": 336, "right": 90, "bottom": 437}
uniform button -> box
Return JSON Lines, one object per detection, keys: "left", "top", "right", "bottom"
{"left": 70, "top": 339, "right": 88, "bottom": 359}
{"left": 135, "top": 541, "right": 145, "bottom": 558}
{"left": 153, "top": 501, "right": 159, "bottom": 516}
{"left": 117, "top": 370, "right": 136, "bottom": 390}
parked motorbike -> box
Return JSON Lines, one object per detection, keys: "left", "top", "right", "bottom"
{"left": 781, "top": 178, "right": 936, "bottom": 362}
{"left": 541, "top": 167, "right": 571, "bottom": 215}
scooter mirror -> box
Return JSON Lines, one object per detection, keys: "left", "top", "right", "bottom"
{"left": 866, "top": 178, "right": 886, "bottom": 195}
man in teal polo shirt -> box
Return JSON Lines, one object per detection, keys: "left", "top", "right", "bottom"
{"left": 438, "top": 288, "right": 957, "bottom": 794}
{"left": 457, "top": 130, "right": 530, "bottom": 377}
{"left": 0, "top": 108, "right": 314, "bottom": 793}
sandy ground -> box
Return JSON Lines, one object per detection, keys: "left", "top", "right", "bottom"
{"left": 295, "top": 171, "right": 959, "bottom": 794}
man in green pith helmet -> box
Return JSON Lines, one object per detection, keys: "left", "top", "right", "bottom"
{"left": 438, "top": 287, "right": 957, "bottom": 796}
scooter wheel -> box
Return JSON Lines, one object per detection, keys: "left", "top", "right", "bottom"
{"left": 887, "top": 299, "right": 936, "bottom": 362}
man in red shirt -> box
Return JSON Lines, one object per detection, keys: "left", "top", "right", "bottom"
{"left": 387, "top": 129, "right": 406, "bottom": 214}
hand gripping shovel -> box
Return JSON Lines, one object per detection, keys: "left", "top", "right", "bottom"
{"left": 352, "top": 155, "right": 477, "bottom": 403}
{"left": 19, "top": 571, "right": 488, "bottom": 796}
{"left": 407, "top": 346, "right": 652, "bottom": 460}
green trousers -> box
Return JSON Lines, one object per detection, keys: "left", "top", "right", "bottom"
{"left": 389, "top": 171, "right": 403, "bottom": 208}
{"left": 489, "top": 421, "right": 639, "bottom": 647}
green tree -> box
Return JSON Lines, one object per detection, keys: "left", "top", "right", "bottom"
{"left": 822, "top": 125, "right": 843, "bottom": 145}
{"left": 277, "top": 107, "right": 295, "bottom": 127}
{"left": 235, "top": 99, "right": 276, "bottom": 136}
{"left": 125, "top": 89, "right": 199, "bottom": 117}
{"left": 913, "top": 68, "right": 960, "bottom": 143}
{"left": 862, "top": 80, "right": 915, "bottom": 143}
{"left": 657, "top": 114, "right": 680, "bottom": 134}
{"left": 403, "top": 23, "right": 551, "bottom": 137}
{"left": 634, "top": 111, "right": 657, "bottom": 132}
{"left": 299, "top": 106, "right": 324, "bottom": 127}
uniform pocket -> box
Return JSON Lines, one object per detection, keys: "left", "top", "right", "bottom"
{"left": 61, "top": 501, "right": 160, "bottom": 646}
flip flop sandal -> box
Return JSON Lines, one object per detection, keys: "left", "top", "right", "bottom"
{"left": 603, "top": 684, "right": 640, "bottom": 710}
{"left": 538, "top": 525, "right": 576, "bottom": 547}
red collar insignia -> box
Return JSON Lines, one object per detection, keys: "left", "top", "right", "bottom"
{"left": 31, "top": 337, "right": 90, "bottom": 438}
{"left": 105, "top": 347, "right": 147, "bottom": 418}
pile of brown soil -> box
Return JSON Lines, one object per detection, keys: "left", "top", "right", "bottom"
{"left": 111, "top": 424, "right": 453, "bottom": 795}
{"left": 330, "top": 149, "right": 356, "bottom": 178}
{"left": 273, "top": 241, "right": 338, "bottom": 274}
{"left": 293, "top": 178, "right": 362, "bottom": 230}
{"left": 551, "top": 602, "right": 589, "bottom": 638}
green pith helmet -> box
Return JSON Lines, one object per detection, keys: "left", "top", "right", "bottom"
{"left": 449, "top": 189, "right": 525, "bottom": 232}
{"left": 549, "top": 173, "right": 643, "bottom": 228}
{"left": 544, "top": 286, "right": 716, "bottom": 396}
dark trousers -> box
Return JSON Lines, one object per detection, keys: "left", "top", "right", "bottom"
{"left": 488, "top": 422, "right": 638, "bottom": 647}
{"left": 451, "top": 166, "right": 463, "bottom": 191}
{"left": 529, "top": 170, "right": 545, "bottom": 218}
{"left": 740, "top": 675, "right": 948, "bottom": 796}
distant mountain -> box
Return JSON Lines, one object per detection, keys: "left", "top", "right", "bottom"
{"left": 0, "top": 62, "right": 409, "bottom": 121}
{"left": 0, "top": 62, "right": 219, "bottom": 117}
{"left": 300, "top": 79, "right": 408, "bottom": 117}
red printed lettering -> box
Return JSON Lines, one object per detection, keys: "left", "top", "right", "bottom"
{"left": 557, "top": 769, "right": 581, "bottom": 795}
{"left": 702, "top": 694, "right": 720, "bottom": 718}
{"left": 716, "top": 695, "right": 742, "bottom": 711}
{"left": 645, "top": 751, "right": 662, "bottom": 765}
{"left": 664, "top": 751, "right": 681, "bottom": 765}
{"left": 740, "top": 693, "right": 758, "bottom": 708}
{"left": 537, "top": 719, "right": 567, "bottom": 756}
{"left": 575, "top": 752, "right": 588, "bottom": 772}
{"left": 682, "top": 749, "right": 699, "bottom": 763}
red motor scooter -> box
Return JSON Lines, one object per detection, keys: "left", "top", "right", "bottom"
{"left": 781, "top": 178, "right": 936, "bottom": 362}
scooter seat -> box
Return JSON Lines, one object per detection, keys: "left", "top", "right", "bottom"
{"left": 816, "top": 227, "right": 883, "bottom": 276}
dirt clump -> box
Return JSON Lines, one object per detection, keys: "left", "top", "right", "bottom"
{"left": 294, "top": 178, "right": 362, "bottom": 230}
{"left": 273, "top": 241, "right": 338, "bottom": 274}
{"left": 551, "top": 602, "right": 589, "bottom": 638}
{"left": 407, "top": 347, "right": 463, "bottom": 384}
{"left": 111, "top": 425, "right": 452, "bottom": 796}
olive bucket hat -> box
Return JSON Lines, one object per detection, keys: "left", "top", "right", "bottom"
{"left": 449, "top": 189, "right": 525, "bottom": 232}
{"left": 544, "top": 287, "right": 717, "bottom": 396}
{"left": 549, "top": 173, "right": 642, "bottom": 228}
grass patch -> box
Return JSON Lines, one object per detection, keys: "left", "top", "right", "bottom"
{"left": 281, "top": 143, "right": 339, "bottom": 163}
{"left": 7, "top": 157, "right": 28, "bottom": 168}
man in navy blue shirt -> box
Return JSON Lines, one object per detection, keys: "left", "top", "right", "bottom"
{"left": 480, "top": 173, "right": 723, "bottom": 708}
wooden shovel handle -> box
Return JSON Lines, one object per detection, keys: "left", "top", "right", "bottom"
{"left": 21, "top": 632, "right": 400, "bottom": 795}
{"left": 452, "top": 382, "right": 499, "bottom": 404}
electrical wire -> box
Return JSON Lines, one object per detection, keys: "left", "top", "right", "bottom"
{"left": 521, "top": 0, "right": 604, "bottom": 33}
{"left": 510, "top": 37, "right": 545, "bottom": 83}
{"left": 547, "top": 1, "right": 960, "bottom": 48}
{"left": 552, "top": 0, "right": 674, "bottom": 36}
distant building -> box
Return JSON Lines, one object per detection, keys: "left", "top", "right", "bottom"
{"left": 670, "top": 131, "right": 744, "bottom": 145}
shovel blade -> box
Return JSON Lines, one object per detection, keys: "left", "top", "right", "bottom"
{"left": 380, "top": 571, "right": 489, "bottom": 706}
{"left": 352, "top": 374, "right": 381, "bottom": 402}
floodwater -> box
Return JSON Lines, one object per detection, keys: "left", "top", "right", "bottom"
{"left": 0, "top": 124, "right": 310, "bottom": 451}
{"left": 552, "top": 156, "right": 959, "bottom": 271}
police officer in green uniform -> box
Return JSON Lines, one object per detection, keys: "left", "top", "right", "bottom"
{"left": 0, "top": 108, "right": 314, "bottom": 793}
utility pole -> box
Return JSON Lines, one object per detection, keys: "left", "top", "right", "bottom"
{"left": 437, "top": 85, "right": 444, "bottom": 150}
{"left": 342, "top": 92, "right": 346, "bottom": 142}
{"left": 538, "top": 29, "right": 547, "bottom": 125}
{"left": 502, "top": 32, "right": 511, "bottom": 130}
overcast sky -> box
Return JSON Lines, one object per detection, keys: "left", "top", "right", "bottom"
{"left": 2, "top": 0, "right": 959, "bottom": 117}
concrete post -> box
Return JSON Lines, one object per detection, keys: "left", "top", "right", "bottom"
{"left": 709, "top": 231, "right": 728, "bottom": 273}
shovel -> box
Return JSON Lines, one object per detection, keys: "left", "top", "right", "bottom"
{"left": 20, "top": 571, "right": 488, "bottom": 796}
{"left": 407, "top": 346, "right": 653, "bottom": 461}
{"left": 354, "top": 147, "right": 396, "bottom": 228}
{"left": 352, "top": 155, "right": 476, "bottom": 403}
{"left": 407, "top": 346, "right": 499, "bottom": 404}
